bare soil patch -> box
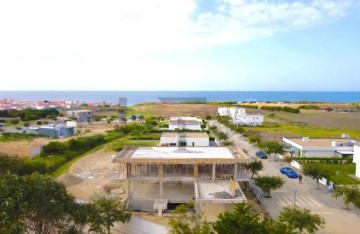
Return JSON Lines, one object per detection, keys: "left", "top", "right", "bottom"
{"left": 0, "top": 137, "right": 49, "bottom": 157}
{"left": 58, "top": 147, "right": 125, "bottom": 202}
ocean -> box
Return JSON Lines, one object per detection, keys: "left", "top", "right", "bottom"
{"left": 0, "top": 91, "right": 359, "bottom": 106}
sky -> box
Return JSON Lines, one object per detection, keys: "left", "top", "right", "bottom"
{"left": 0, "top": 0, "right": 359, "bottom": 91}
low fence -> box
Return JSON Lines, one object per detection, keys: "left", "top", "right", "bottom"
{"left": 291, "top": 160, "right": 331, "bottom": 186}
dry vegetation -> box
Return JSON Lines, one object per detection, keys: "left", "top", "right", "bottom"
{"left": 132, "top": 103, "right": 218, "bottom": 118}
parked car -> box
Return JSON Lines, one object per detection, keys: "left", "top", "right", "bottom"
{"left": 280, "top": 167, "right": 298, "bottom": 178}
{"left": 256, "top": 150, "right": 268, "bottom": 159}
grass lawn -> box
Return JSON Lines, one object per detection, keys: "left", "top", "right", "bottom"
{"left": 298, "top": 162, "right": 359, "bottom": 185}
{"left": 321, "top": 164, "right": 360, "bottom": 185}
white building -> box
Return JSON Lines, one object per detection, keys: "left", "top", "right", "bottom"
{"left": 283, "top": 136, "right": 356, "bottom": 158}
{"left": 66, "top": 110, "right": 94, "bottom": 122}
{"left": 168, "top": 117, "right": 202, "bottom": 130}
{"left": 159, "top": 132, "right": 209, "bottom": 147}
{"left": 218, "top": 107, "right": 246, "bottom": 117}
{"left": 233, "top": 114, "right": 264, "bottom": 126}
{"left": 218, "top": 107, "right": 263, "bottom": 126}
{"left": 353, "top": 145, "right": 360, "bottom": 178}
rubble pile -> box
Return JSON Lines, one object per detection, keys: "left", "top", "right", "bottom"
{"left": 212, "top": 191, "right": 234, "bottom": 199}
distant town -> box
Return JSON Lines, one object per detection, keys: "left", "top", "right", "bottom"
{"left": 0, "top": 98, "right": 112, "bottom": 110}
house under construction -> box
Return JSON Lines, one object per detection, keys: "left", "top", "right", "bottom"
{"left": 113, "top": 146, "right": 251, "bottom": 212}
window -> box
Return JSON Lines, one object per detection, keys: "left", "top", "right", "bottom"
{"left": 169, "top": 143, "right": 176, "bottom": 146}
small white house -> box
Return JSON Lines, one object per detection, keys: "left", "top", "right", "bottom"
{"left": 160, "top": 132, "right": 209, "bottom": 147}
{"left": 218, "top": 107, "right": 246, "bottom": 117}
{"left": 233, "top": 114, "right": 264, "bottom": 126}
{"left": 218, "top": 107, "right": 263, "bottom": 126}
{"left": 66, "top": 110, "right": 94, "bottom": 122}
{"left": 283, "top": 136, "right": 356, "bottom": 158}
{"left": 353, "top": 145, "right": 360, "bottom": 178}
{"left": 168, "top": 117, "right": 202, "bottom": 130}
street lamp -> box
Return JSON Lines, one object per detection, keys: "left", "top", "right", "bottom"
{"left": 293, "top": 189, "right": 298, "bottom": 208}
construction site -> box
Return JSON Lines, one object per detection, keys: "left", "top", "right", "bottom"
{"left": 113, "top": 146, "right": 251, "bottom": 214}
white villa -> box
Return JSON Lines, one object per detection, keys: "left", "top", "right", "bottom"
{"left": 159, "top": 132, "right": 209, "bottom": 147}
{"left": 283, "top": 136, "right": 357, "bottom": 158}
{"left": 168, "top": 117, "right": 202, "bottom": 130}
{"left": 218, "top": 107, "right": 263, "bottom": 126}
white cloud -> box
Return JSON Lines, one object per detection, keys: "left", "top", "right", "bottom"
{"left": 193, "top": 0, "right": 355, "bottom": 45}
{"left": 0, "top": 0, "right": 357, "bottom": 90}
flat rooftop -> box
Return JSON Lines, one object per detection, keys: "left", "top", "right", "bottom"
{"left": 114, "top": 147, "right": 249, "bottom": 164}
{"left": 161, "top": 132, "right": 208, "bottom": 139}
{"left": 130, "top": 147, "right": 234, "bottom": 159}
{"left": 284, "top": 137, "right": 356, "bottom": 147}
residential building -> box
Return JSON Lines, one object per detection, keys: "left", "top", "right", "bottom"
{"left": 353, "top": 145, "right": 360, "bottom": 178}
{"left": 233, "top": 113, "right": 264, "bottom": 126}
{"left": 218, "top": 107, "right": 246, "bottom": 116}
{"left": 113, "top": 147, "right": 249, "bottom": 212}
{"left": 168, "top": 117, "right": 202, "bottom": 130}
{"left": 38, "top": 124, "right": 75, "bottom": 138}
{"left": 159, "top": 132, "right": 209, "bottom": 147}
{"left": 66, "top": 110, "right": 94, "bottom": 122}
{"left": 283, "top": 135, "right": 356, "bottom": 158}
{"left": 218, "top": 107, "right": 263, "bottom": 126}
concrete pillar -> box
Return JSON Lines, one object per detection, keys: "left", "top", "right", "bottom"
{"left": 159, "top": 164, "right": 163, "bottom": 177}
{"left": 160, "top": 180, "right": 163, "bottom": 198}
{"left": 234, "top": 163, "right": 238, "bottom": 181}
{"left": 212, "top": 164, "right": 216, "bottom": 181}
{"left": 127, "top": 179, "right": 131, "bottom": 206}
{"left": 194, "top": 164, "right": 198, "bottom": 178}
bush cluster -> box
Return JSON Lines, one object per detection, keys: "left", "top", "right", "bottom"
{"left": 0, "top": 108, "right": 60, "bottom": 121}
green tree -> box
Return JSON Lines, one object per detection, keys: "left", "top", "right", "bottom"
{"left": 283, "top": 156, "right": 294, "bottom": 167}
{"left": 205, "top": 115, "right": 211, "bottom": 120}
{"left": 302, "top": 164, "right": 332, "bottom": 189}
{"left": 278, "top": 206, "right": 325, "bottom": 234}
{"left": 248, "top": 135, "right": 261, "bottom": 146}
{"left": 0, "top": 173, "right": 88, "bottom": 234}
{"left": 254, "top": 176, "right": 285, "bottom": 198}
{"left": 333, "top": 185, "right": 360, "bottom": 210}
{"left": 213, "top": 202, "right": 267, "bottom": 234}
{"left": 89, "top": 196, "right": 131, "bottom": 234}
{"left": 261, "top": 141, "right": 284, "bottom": 159}
{"left": 216, "top": 131, "right": 228, "bottom": 141}
{"left": 222, "top": 140, "right": 234, "bottom": 146}
{"left": 36, "top": 120, "right": 42, "bottom": 125}
{"left": 169, "top": 200, "right": 212, "bottom": 234}
{"left": 23, "top": 121, "right": 30, "bottom": 127}
{"left": 244, "top": 160, "right": 263, "bottom": 178}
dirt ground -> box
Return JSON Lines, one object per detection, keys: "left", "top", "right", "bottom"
{"left": 57, "top": 147, "right": 125, "bottom": 201}
{"left": 0, "top": 137, "right": 49, "bottom": 157}
{"left": 0, "top": 123, "right": 114, "bottom": 157}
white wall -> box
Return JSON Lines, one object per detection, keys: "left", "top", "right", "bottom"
{"left": 160, "top": 137, "right": 209, "bottom": 146}
{"left": 168, "top": 124, "right": 201, "bottom": 130}
{"left": 354, "top": 145, "right": 360, "bottom": 178}
{"left": 234, "top": 114, "right": 263, "bottom": 126}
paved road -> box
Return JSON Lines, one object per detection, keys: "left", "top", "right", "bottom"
{"left": 210, "top": 120, "right": 360, "bottom": 234}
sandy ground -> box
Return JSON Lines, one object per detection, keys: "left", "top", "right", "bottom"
{"left": 58, "top": 147, "right": 124, "bottom": 201}
{"left": 0, "top": 137, "right": 49, "bottom": 157}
